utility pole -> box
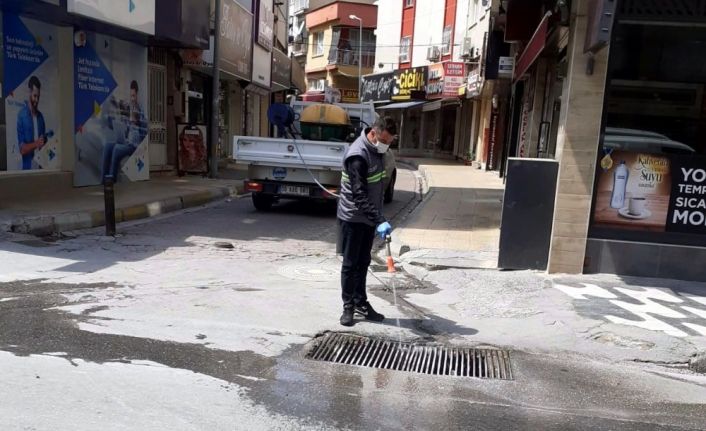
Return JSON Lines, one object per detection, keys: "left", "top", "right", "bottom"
{"left": 210, "top": 0, "right": 222, "bottom": 178}
{"left": 349, "top": 15, "right": 363, "bottom": 100}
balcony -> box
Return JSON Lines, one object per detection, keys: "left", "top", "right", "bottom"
{"left": 289, "top": 0, "right": 309, "bottom": 15}
{"left": 291, "top": 41, "right": 308, "bottom": 57}
{"left": 328, "top": 48, "right": 375, "bottom": 69}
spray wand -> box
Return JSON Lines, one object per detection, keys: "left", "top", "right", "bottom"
{"left": 385, "top": 235, "right": 396, "bottom": 273}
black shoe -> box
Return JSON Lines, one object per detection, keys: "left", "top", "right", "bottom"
{"left": 354, "top": 302, "right": 385, "bottom": 322}
{"left": 340, "top": 308, "right": 355, "bottom": 327}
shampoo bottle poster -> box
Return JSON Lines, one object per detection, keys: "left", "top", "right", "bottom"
{"left": 73, "top": 30, "right": 149, "bottom": 187}
{"left": 593, "top": 151, "right": 672, "bottom": 232}
{"left": 3, "top": 13, "right": 61, "bottom": 171}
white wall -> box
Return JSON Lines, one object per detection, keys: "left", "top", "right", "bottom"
{"left": 453, "top": 0, "right": 470, "bottom": 61}
{"left": 466, "top": 0, "right": 491, "bottom": 61}
{"left": 373, "top": 0, "right": 402, "bottom": 72}
{"left": 412, "top": 0, "right": 444, "bottom": 68}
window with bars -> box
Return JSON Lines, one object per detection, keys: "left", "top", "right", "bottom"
{"left": 399, "top": 36, "right": 411, "bottom": 63}
{"left": 442, "top": 26, "right": 452, "bottom": 55}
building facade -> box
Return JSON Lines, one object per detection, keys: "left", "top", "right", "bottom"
{"left": 301, "top": 0, "right": 377, "bottom": 103}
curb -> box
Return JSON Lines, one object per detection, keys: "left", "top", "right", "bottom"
{"left": 7, "top": 185, "right": 239, "bottom": 236}
{"left": 691, "top": 352, "right": 706, "bottom": 373}
{"left": 386, "top": 158, "right": 434, "bottom": 258}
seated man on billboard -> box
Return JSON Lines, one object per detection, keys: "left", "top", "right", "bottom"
{"left": 101, "top": 80, "right": 147, "bottom": 181}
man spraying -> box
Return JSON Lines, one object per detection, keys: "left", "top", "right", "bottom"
{"left": 337, "top": 116, "right": 396, "bottom": 327}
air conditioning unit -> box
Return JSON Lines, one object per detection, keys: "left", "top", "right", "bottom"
{"left": 460, "top": 38, "right": 480, "bottom": 60}
{"left": 426, "top": 46, "right": 441, "bottom": 61}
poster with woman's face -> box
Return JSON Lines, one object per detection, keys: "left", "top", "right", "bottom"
{"left": 177, "top": 124, "right": 207, "bottom": 174}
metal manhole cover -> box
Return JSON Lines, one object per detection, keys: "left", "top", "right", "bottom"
{"left": 307, "top": 333, "right": 513, "bottom": 379}
{"left": 277, "top": 264, "right": 340, "bottom": 282}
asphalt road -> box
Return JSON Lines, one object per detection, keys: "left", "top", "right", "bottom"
{"left": 1, "top": 166, "right": 705, "bottom": 431}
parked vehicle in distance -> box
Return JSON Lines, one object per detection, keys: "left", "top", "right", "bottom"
{"left": 233, "top": 100, "right": 397, "bottom": 211}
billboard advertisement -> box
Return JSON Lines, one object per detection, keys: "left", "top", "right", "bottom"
{"left": 67, "top": 0, "right": 156, "bottom": 35}
{"left": 3, "top": 13, "right": 61, "bottom": 171}
{"left": 593, "top": 150, "right": 706, "bottom": 236}
{"left": 73, "top": 30, "right": 149, "bottom": 186}
{"left": 219, "top": 0, "right": 253, "bottom": 81}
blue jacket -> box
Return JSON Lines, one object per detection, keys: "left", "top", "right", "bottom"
{"left": 17, "top": 103, "right": 46, "bottom": 170}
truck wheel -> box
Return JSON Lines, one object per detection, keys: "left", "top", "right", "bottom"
{"left": 384, "top": 172, "right": 396, "bottom": 204}
{"left": 252, "top": 193, "right": 274, "bottom": 211}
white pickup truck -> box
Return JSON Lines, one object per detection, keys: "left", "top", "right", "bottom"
{"left": 233, "top": 100, "right": 397, "bottom": 211}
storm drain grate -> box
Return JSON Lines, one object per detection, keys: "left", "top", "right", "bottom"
{"left": 307, "top": 333, "right": 513, "bottom": 379}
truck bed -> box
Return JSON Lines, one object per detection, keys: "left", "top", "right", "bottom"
{"left": 233, "top": 136, "right": 348, "bottom": 171}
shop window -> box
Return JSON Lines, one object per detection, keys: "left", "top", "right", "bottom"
{"left": 590, "top": 21, "right": 706, "bottom": 246}
{"left": 399, "top": 36, "right": 411, "bottom": 63}
{"left": 312, "top": 32, "right": 324, "bottom": 56}
{"left": 442, "top": 26, "right": 452, "bottom": 55}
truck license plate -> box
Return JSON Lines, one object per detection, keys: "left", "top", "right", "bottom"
{"left": 280, "top": 185, "right": 309, "bottom": 196}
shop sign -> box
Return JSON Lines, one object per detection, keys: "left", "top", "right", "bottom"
{"left": 67, "top": 0, "right": 156, "bottom": 35}
{"left": 499, "top": 56, "right": 515, "bottom": 78}
{"left": 593, "top": 151, "right": 706, "bottom": 236}
{"left": 361, "top": 71, "right": 395, "bottom": 103}
{"left": 466, "top": 69, "right": 482, "bottom": 98}
{"left": 251, "top": 45, "right": 272, "bottom": 88}
{"left": 427, "top": 63, "right": 466, "bottom": 99}
{"left": 256, "top": 0, "right": 275, "bottom": 51}
{"left": 271, "top": 48, "right": 291, "bottom": 91}
{"left": 426, "top": 63, "right": 445, "bottom": 99}
{"left": 443, "top": 62, "right": 466, "bottom": 98}
{"left": 340, "top": 89, "right": 359, "bottom": 103}
{"left": 324, "top": 86, "right": 341, "bottom": 103}
{"left": 155, "top": 0, "right": 210, "bottom": 49}
{"left": 219, "top": 0, "right": 253, "bottom": 81}
{"left": 392, "top": 66, "right": 427, "bottom": 101}
{"left": 181, "top": 36, "right": 214, "bottom": 70}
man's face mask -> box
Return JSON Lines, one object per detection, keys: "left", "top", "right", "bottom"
{"left": 372, "top": 130, "right": 394, "bottom": 154}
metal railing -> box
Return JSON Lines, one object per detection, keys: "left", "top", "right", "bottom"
{"left": 328, "top": 48, "right": 375, "bottom": 68}
{"left": 289, "top": 0, "right": 309, "bottom": 14}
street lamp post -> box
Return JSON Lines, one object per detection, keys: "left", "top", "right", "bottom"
{"left": 349, "top": 14, "right": 362, "bottom": 101}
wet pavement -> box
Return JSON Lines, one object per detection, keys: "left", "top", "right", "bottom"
{"left": 1, "top": 167, "right": 706, "bottom": 430}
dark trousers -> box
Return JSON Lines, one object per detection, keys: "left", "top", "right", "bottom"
{"left": 339, "top": 219, "right": 376, "bottom": 309}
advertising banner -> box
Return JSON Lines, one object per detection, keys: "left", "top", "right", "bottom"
{"left": 340, "top": 89, "right": 359, "bottom": 103}
{"left": 271, "top": 48, "right": 291, "bottom": 91}
{"left": 391, "top": 66, "right": 427, "bottom": 101}
{"left": 219, "top": 0, "right": 253, "bottom": 81}
{"left": 256, "top": 0, "right": 274, "bottom": 51}
{"left": 73, "top": 30, "right": 149, "bottom": 186}
{"left": 155, "top": 0, "right": 210, "bottom": 49}
{"left": 361, "top": 71, "right": 394, "bottom": 103}
{"left": 3, "top": 14, "right": 61, "bottom": 171}
{"left": 177, "top": 123, "right": 207, "bottom": 175}
{"left": 593, "top": 150, "right": 706, "bottom": 235}
{"left": 67, "top": 0, "right": 156, "bottom": 35}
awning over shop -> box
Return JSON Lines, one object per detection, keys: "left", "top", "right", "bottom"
{"left": 377, "top": 101, "right": 426, "bottom": 110}
{"left": 514, "top": 12, "right": 551, "bottom": 82}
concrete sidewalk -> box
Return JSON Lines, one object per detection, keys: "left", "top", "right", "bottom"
{"left": 392, "top": 157, "right": 505, "bottom": 269}
{"left": 1, "top": 168, "right": 247, "bottom": 236}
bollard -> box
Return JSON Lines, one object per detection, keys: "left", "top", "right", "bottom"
{"left": 104, "top": 175, "right": 116, "bottom": 237}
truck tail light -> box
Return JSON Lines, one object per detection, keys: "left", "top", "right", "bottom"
{"left": 245, "top": 181, "right": 263, "bottom": 192}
